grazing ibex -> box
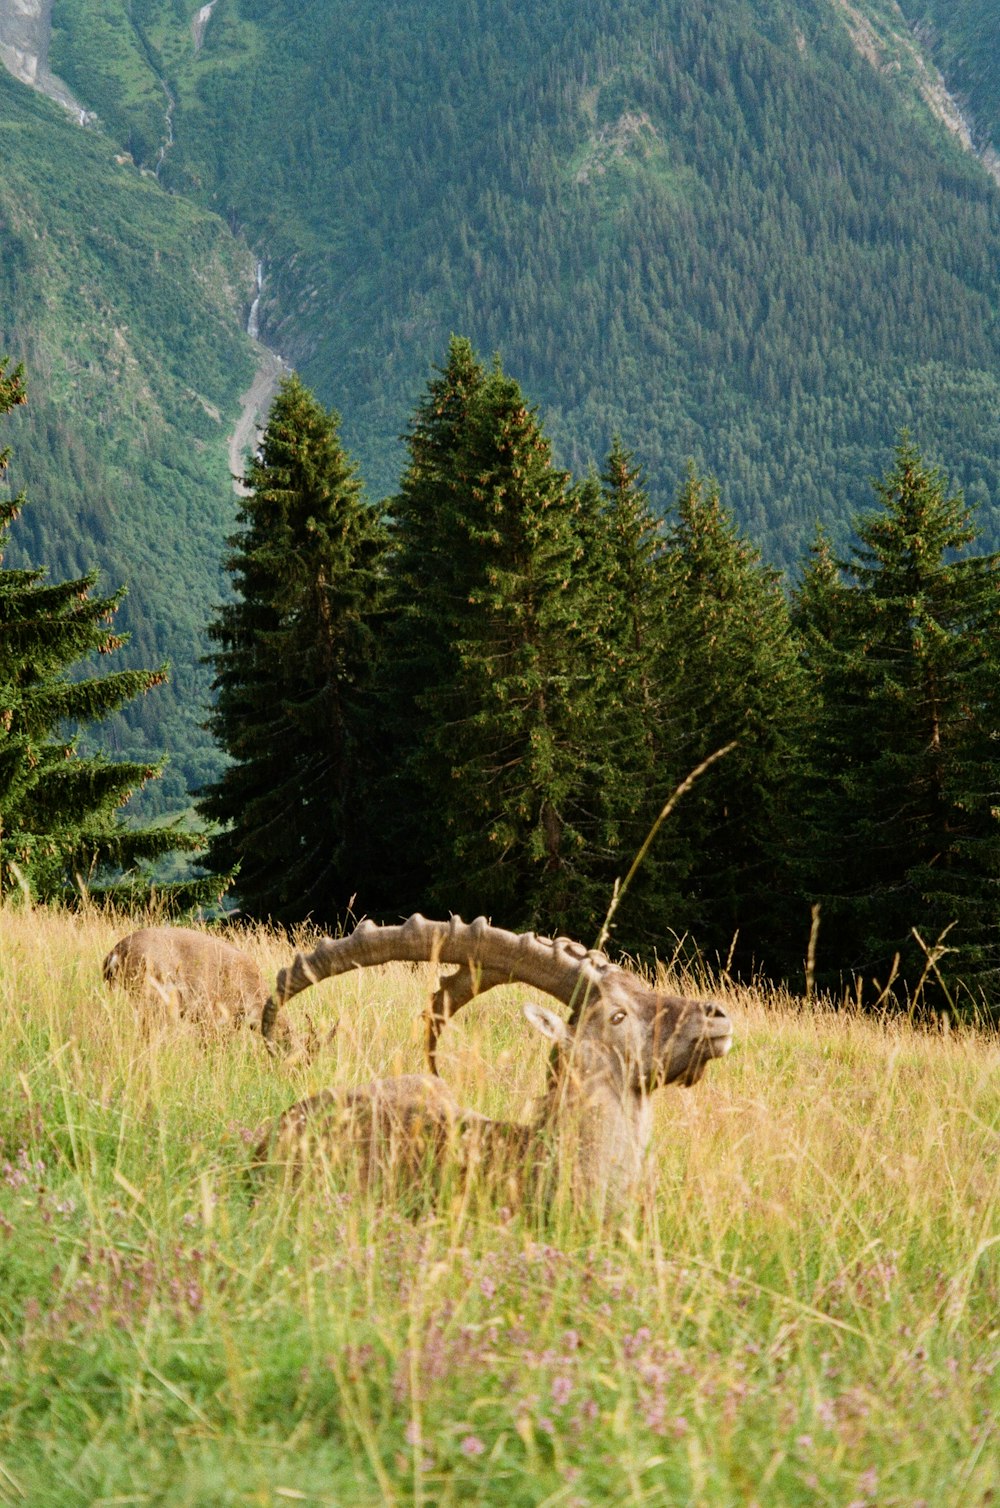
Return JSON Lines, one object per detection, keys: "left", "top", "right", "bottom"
{"left": 102, "top": 926, "right": 299, "bottom": 1053}
{"left": 255, "top": 914, "right": 733, "bottom": 1211}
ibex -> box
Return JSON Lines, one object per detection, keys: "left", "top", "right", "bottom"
{"left": 255, "top": 914, "right": 733, "bottom": 1212}
{"left": 102, "top": 926, "right": 299, "bottom": 1053}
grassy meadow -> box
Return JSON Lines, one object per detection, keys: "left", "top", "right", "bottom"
{"left": 0, "top": 904, "right": 996, "bottom": 1507}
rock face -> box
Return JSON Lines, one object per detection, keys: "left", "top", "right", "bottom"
{"left": 192, "top": 0, "right": 218, "bottom": 54}
{"left": 0, "top": 0, "right": 90, "bottom": 122}
{"left": 229, "top": 348, "right": 288, "bottom": 493}
{"left": 832, "top": 0, "right": 1000, "bottom": 190}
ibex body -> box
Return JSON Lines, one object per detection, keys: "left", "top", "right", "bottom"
{"left": 256, "top": 915, "right": 733, "bottom": 1211}
{"left": 103, "top": 926, "right": 295, "bottom": 1051}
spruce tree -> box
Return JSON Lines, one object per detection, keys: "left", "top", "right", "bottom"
{"left": 387, "top": 345, "right": 611, "bottom": 935}
{"left": 792, "top": 438, "right": 1000, "bottom": 1008}
{"left": 581, "top": 439, "right": 674, "bottom": 948}
{"left": 375, "top": 336, "right": 488, "bottom": 909}
{"left": 648, "top": 467, "right": 807, "bottom": 971}
{"left": 429, "top": 361, "right": 597, "bottom": 930}
{"left": 0, "top": 358, "right": 212, "bottom": 907}
{"left": 200, "top": 375, "right": 387, "bottom": 926}
{"left": 599, "top": 440, "right": 664, "bottom": 687}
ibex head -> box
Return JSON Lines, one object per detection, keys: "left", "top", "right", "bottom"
{"left": 523, "top": 985, "right": 732, "bottom": 1097}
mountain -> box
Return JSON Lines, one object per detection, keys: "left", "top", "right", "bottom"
{"left": 0, "top": 62, "right": 258, "bottom": 809}
{"left": 899, "top": 0, "right": 1000, "bottom": 159}
{"left": 1, "top": 0, "right": 999, "bottom": 802}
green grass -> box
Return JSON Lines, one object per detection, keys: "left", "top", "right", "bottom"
{"left": 0, "top": 904, "right": 997, "bottom": 1505}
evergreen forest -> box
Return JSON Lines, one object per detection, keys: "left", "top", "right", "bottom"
{"left": 2, "top": 0, "right": 1000, "bottom": 810}
{"left": 1, "top": 0, "right": 1000, "bottom": 1009}
{"left": 12, "top": 323, "right": 999, "bottom": 1015}
{"left": 47, "top": 0, "right": 1000, "bottom": 560}
{"left": 199, "top": 343, "right": 1000, "bottom": 1018}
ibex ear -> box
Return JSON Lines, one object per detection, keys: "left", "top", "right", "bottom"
{"left": 522, "top": 1000, "right": 570, "bottom": 1045}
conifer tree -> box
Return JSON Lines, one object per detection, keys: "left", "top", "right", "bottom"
{"left": 431, "top": 361, "right": 599, "bottom": 930}
{"left": 581, "top": 440, "right": 673, "bottom": 947}
{"left": 387, "top": 345, "right": 610, "bottom": 934}
{"left": 375, "top": 336, "right": 488, "bottom": 908}
{"left": 599, "top": 440, "right": 664, "bottom": 685}
{"left": 200, "top": 375, "right": 386, "bottom": 926}
{"left": 0, "top": 358, "right": 212, "bottom": 906}
{"left": 792, "top": 438, "right": 1000, "bottom": 1007}
{"left": 649, "top": 467, "right": 807, "bottom": 970}
{"left": 391, "top": 336, "right": 487, "bottom": 667}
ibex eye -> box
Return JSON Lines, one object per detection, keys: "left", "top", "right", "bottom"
{"left": 610, "top": 1010, "right": 627, "bottom": 1025}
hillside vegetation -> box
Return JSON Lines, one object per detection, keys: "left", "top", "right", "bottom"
{"left": 0, "top": 904, "right": 996, "bottom": 1504}
{"left": 0, "top": 0, "right": 998, "bottom": 810}
{"left": 48, "top": 0, "right": 1000, "bottom": 564}
{"left": 0, "top": 68, "right": 256, "bottom": 810}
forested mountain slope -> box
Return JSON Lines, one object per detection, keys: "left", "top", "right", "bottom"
{"left": 47, "top": 0, "right": 1000, "bottom": 564}
{"left": 2, "top": 0, "right": 1000, "bottom": 813}
{"left": 898, "top": 0, "right": 1000, "bottom": 159}
{"left": 0, "top": 68, "right": 256, "bottom": 808}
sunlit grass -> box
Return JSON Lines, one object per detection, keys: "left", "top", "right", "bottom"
{"left": 0, "top": 903, "right": 996, "bottom": 1506}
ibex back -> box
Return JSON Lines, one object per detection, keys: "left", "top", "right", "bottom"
{"left": 103, "top": 926, "right": 298, "bottom": 1052}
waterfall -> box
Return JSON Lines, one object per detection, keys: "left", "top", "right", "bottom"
{"left": 192, "top": 2, "right": 219, "bottom": 53}
{"left": 154, "top": 79, "right": 175, "bottom": 178}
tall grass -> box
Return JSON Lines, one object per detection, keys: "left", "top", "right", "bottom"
{"left": 0, "top": 904, "right": 996, "bottom": 1506}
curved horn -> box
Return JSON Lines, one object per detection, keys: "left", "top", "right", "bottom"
{"left": 425, "top": 962, "right": 509, "bottom": 1073}
{"left": 261, "top": 913, "right": 626, "bottom": 1051}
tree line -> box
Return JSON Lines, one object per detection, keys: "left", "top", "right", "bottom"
{"left": 2, "top": 339, "right": 999, "bottom": 1015}
{"left": 202, "top": 338, "right": 1000, "bottom": 1015}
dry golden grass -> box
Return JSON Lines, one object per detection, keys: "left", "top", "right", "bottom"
{"left": 0, "top": 902, "right": 996, "bottom": 1506}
